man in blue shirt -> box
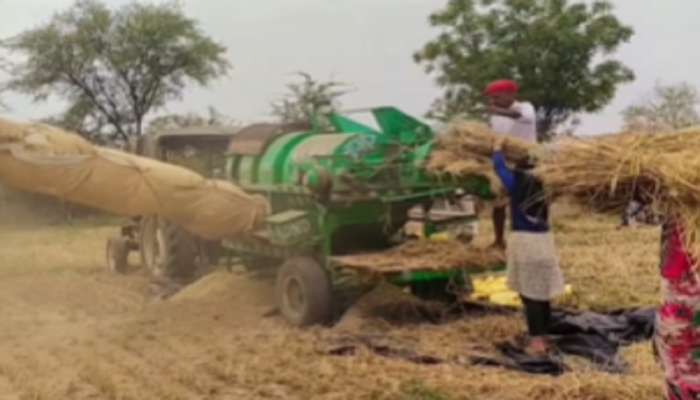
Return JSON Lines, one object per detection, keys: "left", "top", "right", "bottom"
{"left": 492, "top": 137, "right": 565, "bottom": 356}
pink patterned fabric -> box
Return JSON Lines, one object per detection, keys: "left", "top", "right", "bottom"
{"left": 655, "top": 223, "right": 700, "bottom": 399}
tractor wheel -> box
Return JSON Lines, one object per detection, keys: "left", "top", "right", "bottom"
{"left": 140, "top": 216, "right": 198, "bottom": 281}
{"left": 106, "top": 237, "right": 129, "bottom": 274}
{"left": 275, "top": 257, "right": 333, "bottom": 327}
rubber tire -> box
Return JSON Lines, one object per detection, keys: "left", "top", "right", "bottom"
{"left": 275, "top": 257, "right": 333, "bottom": 327}
{"left": 139, "top": 216, "right": 198, "bottom": 280}
{"left": 106, "top": 237, "right": 129, "bottom": 274}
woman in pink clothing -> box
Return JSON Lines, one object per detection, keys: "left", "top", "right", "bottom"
{"left": 655, "top": 219, "right": 700, "bottom": 399}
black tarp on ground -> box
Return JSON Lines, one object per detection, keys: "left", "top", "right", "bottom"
{"left": 325, "top": 301, "right": 656, "bottom": 376}
{"left": 471, "top": 308, "right": 656, "bottom": 375}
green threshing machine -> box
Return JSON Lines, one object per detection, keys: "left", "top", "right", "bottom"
{"left": 222, "top": 107, "right": 494, "bottom": 326}
{"left": 109, "top": 106, "right": 495, "bottom": 327}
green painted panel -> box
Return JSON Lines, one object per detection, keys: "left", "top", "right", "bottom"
{"left": 257, "top": 132, "right": 311, "bottom": 185}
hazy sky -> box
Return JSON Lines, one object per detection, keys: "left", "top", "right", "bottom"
{"left": 1, "top": 0, "right": 698, "bottom": 135}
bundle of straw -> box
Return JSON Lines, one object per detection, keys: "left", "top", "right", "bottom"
{"left": 428, "top": 121, "right": 535, "bottom": 195}
{"left": 430, "top": 119, "right": 700, "bottom": 266}
{"left": 430, "top": 121, "right": 534, "bottom": 164}
{"left": 427, "top": 150, "right": 504, "bottom": 194}
{"left": 535, "top": 129, "right": 700, "bottom": 262}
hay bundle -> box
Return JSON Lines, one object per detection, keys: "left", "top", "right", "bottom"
{"left": 334, "top": 240, "right": 506, "bottom": 274}
{"left": 430, "top": 121, "right": 533, "bottom": 165}
{"left": 428, "top": 121, "right": 535, "bottom": 195}
{"left": 431, "top": 119, "right": 700, "bottom": 265}
{"left": 535, "top": 129, "right": 700, "bottom": 261}
{"left": 427, "top": 150, "right": 504, "bottom": 194}
{"left": 534, "top": 133, "right": 658, "bottom": 209}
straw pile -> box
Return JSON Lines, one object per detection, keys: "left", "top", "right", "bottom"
{"left": 430, "top": 120, "right": 700, "bottom": 265}
{"left": 333, "top": 239, "right": 505, "bottom": 274}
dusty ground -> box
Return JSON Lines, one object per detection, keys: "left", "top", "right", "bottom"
{"left": 0, "top": 204, "right": 665, "bottom": 400}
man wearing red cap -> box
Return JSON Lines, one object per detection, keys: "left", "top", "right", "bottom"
{"left": 484, "top": 79, "right": 536, "bottom": 143}
{"left": 484, "top": 79, "right": 537, "bottom": 249}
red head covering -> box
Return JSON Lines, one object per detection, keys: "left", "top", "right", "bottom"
{"left": 484, "top": 79, "right": 519, "bottom": 96}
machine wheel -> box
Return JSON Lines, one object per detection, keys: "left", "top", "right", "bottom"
{"left": 275, "top": 257, "right": 333, "bottom": 327}
{"left": 106, "top": 237, "right": 129, "bottom": 274}
{"left": 140, "top": 216, "right": 198, "bottom": 281}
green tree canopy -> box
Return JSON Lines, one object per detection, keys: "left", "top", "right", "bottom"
{"left": 271, "top": 72, "right": 349, "bottom": 130}
{"left": 415, "top": 0, "right": 634, "bottom": 140}
{"left": 2, "top": 0, "right": 230, "bottom": 140}
{"left": 622, "top": 82, "right": 700, "bottom": 133}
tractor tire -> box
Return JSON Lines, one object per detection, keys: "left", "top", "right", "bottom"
{"left": 106, "top": 237, "right": 129, "bottom": 274}
{"left": 139, "top": 216, "right": 198, "bottom": 281}
{"left": 275, "top": 257, "right": 333, "bottom": 327}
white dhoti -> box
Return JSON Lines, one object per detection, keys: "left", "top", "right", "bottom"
{"left": 506, "top": 231, "right": 565, "bottom": 301}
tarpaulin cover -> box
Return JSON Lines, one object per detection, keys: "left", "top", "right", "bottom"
{"left": 471, "top": 308, "right": 656, "bottom": 375}
{"left": 0, "top": 118, "right": 270, "bottom": 239}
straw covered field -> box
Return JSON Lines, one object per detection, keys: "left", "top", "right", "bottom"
{"left": 0, "top": 200, "right": 664, "bottom": 400}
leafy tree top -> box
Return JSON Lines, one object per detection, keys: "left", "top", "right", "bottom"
{"left": 2, "top": 0, "right": 230, "bottom": 140}
{"left": 415, "top": 0, "right": 634, "bottom": 140}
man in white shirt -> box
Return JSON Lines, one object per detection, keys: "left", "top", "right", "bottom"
{"left": 484, "top": 79, "right": 538, "bottom": 248}
{"left": 487, "top": 79, "right": 537, "bottom": 144}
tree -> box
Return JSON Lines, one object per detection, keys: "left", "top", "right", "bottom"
{"left": 0, "top": 56, "right": 9, "bottom": 110}
{"left": 414, "top": 0, "right": 635, "bottom": 141}
{"left": 2, "top": 0, "right": 230, "bottom": 141}
{"left": 39, "top": 97, "right": 110, "bottom": 142}
{"left": 622, "top": 82, "right": 700, "bottom": 132}
{"left": 271, "top": 72, "right": 349, "bottom": 129}
{"left": 147, "top": 106, "right": 238, "bottom": 134}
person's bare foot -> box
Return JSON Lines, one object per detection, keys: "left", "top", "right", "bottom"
{"left": 524, "top": 336, "right": 550, "bottom": 357}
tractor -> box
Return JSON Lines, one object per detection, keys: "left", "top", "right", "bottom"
{"left": 106, "top": 107, "right": 498, "bottom": 326}
{"left": 106, "top": 126, "right": 239, "bottom": 280}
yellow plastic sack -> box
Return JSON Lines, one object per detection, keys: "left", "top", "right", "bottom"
{"left": 429, "top": 232, "right": 450, "bottom": 241}
{"left": 470, "top": 275, "right": 522, "bottom": 307}
{"left": 470, "top": 275, "right": 574, "bottom": 308}
{"left": 0, "top": 118, "right": 270, "bottom": 239}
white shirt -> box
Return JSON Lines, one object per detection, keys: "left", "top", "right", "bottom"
{"left": 489, "top": 101, "right": 537, "bottom": 143}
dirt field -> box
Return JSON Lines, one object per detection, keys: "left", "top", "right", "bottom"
{"left": 0, "top": 205, "right": 665, "bottom": 400}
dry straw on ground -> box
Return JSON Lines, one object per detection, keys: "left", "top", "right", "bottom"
{"left": 429, "top": 120, "right": 700, "bottom": 265}
{"left": 0, "top": 205, "right": 664, "bottom": 399}
{"left": 333, "top": 240, "right": 505, "bottom": 274}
